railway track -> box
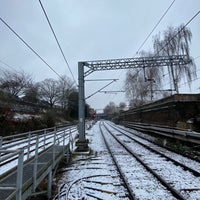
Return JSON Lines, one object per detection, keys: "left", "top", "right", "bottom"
{"left": 55, "top": 121, "right": 199, "bottom": 199}
{"left": 54, "top": 129, "right": 130, "bottom": 200}
{"left": 102, "top": 121, "right": 200, "bottom": 199}
{"left": 105, "top": 122, "right": 200, "bottom": 175}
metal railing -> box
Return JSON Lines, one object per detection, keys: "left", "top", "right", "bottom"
{"left": 0, "top": 125, "right": 78, "bottom": 200}
{"left": 0, "top": 149, "right": 24, "bottom": 200}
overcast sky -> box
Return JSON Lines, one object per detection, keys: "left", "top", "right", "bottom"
{"left": 0, "top": 0, "right": 199, "bottom": 111}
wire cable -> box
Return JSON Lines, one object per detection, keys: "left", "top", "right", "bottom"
{"left": 107, "top": 1, "right": 176, "bottom": 106}
{"left": 157, "top": 10, "right": 200, "bottom": 55}
{"left": 136, "top": 0, "right": 176, "bottom": 55}
{"left": 134, "top": 10, "right": 200, "bottom": 97}
{"left": 0, "top": 17, "right": 63, "bottom": 80}
{"left": 38, "top": 0, "right": 77, "bottom": 86}
{"left": 0, "top": 59, "right": 20, "bottom": 73}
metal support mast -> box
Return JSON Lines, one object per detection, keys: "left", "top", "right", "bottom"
{"left": 76, "top": 62, "right": 88, "bottom": 151}
{"left": 76, "top": 55, "right": 191, "bottom": 151}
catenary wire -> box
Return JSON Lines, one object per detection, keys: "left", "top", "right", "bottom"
{"left": 156, "top": 55, "right": 200, "bottom": 90}
{"left": 126, "top": 10, "right": 200, "bottom": 101}
{"left": 134, "top": 9, "right": 200, "bottom": 89}
{"left": 156, "top": 10, "right": 200, "bottom": 55}
{"left": 38, "top": 0, "right": 77, "bottom": 86}
{"left": 107, "top": 1, "right": 176, "bottom": 105}
{"left": 0, "top": 59, "right": 22, "bottom": 73}
{"left": 136, "top": 0, "right": 176, "bottom": 55}
{"left": 0, "top": 17, "right": 63, "bottom": 80}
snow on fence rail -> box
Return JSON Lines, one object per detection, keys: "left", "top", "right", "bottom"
{"left": 0, "top": 125, "right": 77, "bottom": 177}
{"left": 0, "top": 149, "right": 24, "bottom": 200}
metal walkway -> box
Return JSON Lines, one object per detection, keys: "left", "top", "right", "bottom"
{"left": 0, "top": 126, "right": 76, "bottom": 200}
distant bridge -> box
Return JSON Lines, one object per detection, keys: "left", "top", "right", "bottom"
{"left": 0, "top": 125, "right": 77, "bottom": 200}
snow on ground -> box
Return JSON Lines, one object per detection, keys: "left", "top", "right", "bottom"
{"left": 54, "top": 121, "right": 129, "bottom": 200}
{"left": 13, "top": 113, "right": 41, "bottom": 120}
{"left": 54, "top": 121, "right": 200, "bottom": 200}
{"left": 2, "top": 120, "right": 200, "bottom": 199}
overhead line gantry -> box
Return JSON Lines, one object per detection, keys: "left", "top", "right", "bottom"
{"left": 76, "top": 55, "right": 191, "bottom": 151}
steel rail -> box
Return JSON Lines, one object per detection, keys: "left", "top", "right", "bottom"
{"left": 54, "top": 174, "right": 112, "bottom": 200}
{"left": 102, "top": 122, "right": 186, "bottom": 200}
{"left": 106, "top": 122, "right": 200, "bottom": 177}
{"left": 99, "top": 122, "right": 136, "bottom": 200}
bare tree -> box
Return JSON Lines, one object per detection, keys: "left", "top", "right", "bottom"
{"left": 124, "top": 50, "right": 163, "bottom": 107}
{"left": 23, "top": 84, "right": 40, "bottom": 103}
{"left": 38, "top": 78, "right": 60, "bottom": 107}
{"left": 125, "top": 70, "right": 149, "bottom": 108}
{"left": 119, "top": 102, "right": 126, "bottom": 110}
{"left": 58, "top": 75, "right": 76, "bottom": 110}
{"left": 140, "top": 50, "right": 162, "bottom": 100}
{"left": 0, "top": 70, "right": 32, "bottom": 97}
{"left": 104, "top": 102, "right": 118, "bottom": 118}
{"left": 153, "top": 24, "right": 196, "bottom": 93}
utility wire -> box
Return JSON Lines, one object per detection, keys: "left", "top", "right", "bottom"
{"left": 0, "top": 17, "right": 63, "bottom": 80}
{"left": 128, "top": 0, "right": 176, "bottom": 90}
{"left": 38, "top": 0, "right": 77, "bottom": 86}
{"left": 156, "top": 55, "right": 200, "bottom": 91}
{"left": 0, "top": 59, "right": 17, "bottom": 72}
{"left": 109, "top": 1, "right": 176, "bottom": 105}
{"left": 135, "top": 9, "right": 200, "bottom": 94}
{"left": 179, "top": 63, "right": 200, "bottom": 88}
{"left": 85, "top": 80, "right": 117, "bottom": 100}
{"left": 0, "top": 59, "right": 24, "bottom": 74}
{"left": 157, "top": 10, "right": 200, "bottom": 55}
{"left": 136, "top": 0, "right": 176, "bottom": 54}
{"left": 107, "top": 6, "right": 200, "bottom": 106}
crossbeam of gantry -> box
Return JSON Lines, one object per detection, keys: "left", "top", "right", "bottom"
{"left": 76, "top": 54, "right": 191, "bottom": 152}
{"left": 83, "top": 55, "right": 191, "bottom": 76}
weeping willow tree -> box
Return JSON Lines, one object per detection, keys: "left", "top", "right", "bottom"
{"left": 153, "top": 24, "right": 196, "bottom": 93}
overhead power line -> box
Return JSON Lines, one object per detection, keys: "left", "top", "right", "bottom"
{"left": 136, "top": 0, "right": 176, "bottom": 54}
{"left": 135, "top": 9, "right": 200, "bottom": 92}
{"left": 109, "top": 1, "right": 176, "bottom": 105}
{"left": 38, "top": 0, "right": 77, "bottom": 86}
{"left": 157, "top": 10, "right": 200, "bottom": 55}
{"left": 0, "top": 17, "right": 63, "bottom": 80}
{"left": 0, "top": 59, "right": 18, "bottom": 72}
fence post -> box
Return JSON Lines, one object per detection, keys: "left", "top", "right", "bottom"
{"left": 27, "top": 132, "right": 31, "bottom": 160}
{"left": 53, "top": 132, "right": 56, "bottom": 168}
{"left": 33, "top": 135, "right": 39, "bottom": 192}
{"left": 0, "top": 136, "right": 2, "bottom": 159}
{"left": 43, "top": 129, "right": 46, "bottom": 150}
{"left": 47, "top": 171, "right": 52, "bottom": 198}
{"left": 62, "top": 130, "right": 65, "bottom": 152}
{"left": 16, "top": 149, "right": 24, "bottom": 200}
{"left": 0, "top": 136, "right": 2, "bottom": 148}
{"left": 69, "top": 128, "right": 73, "bottom": 151}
